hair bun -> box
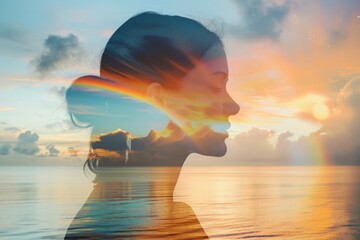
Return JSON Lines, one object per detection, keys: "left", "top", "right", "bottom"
{"left": 66, "top": 75, "right": 108, "bottom": 128}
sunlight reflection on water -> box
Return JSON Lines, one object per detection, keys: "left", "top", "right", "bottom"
{"left": 0, "top": 166, "right": 359, "bottom": 239}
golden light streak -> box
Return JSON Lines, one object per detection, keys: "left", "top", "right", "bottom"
{"left": 0, "top": 107, "right": 15, "bottom": 111}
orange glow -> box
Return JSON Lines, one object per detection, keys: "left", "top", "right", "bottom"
{"left": 312, "top": 102, "right": 330, "bottom": 121}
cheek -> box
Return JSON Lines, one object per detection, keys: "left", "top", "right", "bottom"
{"left": 164, "top": 84, "right": 224, "bottom": 128}
{"left": 203, "top": 101, "right": 223, "bottom": 116}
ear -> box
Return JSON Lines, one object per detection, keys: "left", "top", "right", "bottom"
{"left": 146, "top": 82, "right": 164, "bottom": 104}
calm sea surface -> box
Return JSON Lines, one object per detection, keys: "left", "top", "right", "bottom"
{"left": 0, "top": 166, "right": 359, "bottom": 239}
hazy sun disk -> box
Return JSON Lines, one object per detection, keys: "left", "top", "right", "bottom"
{"left": 312, "top": 103, "right": 330, "bottom": 121}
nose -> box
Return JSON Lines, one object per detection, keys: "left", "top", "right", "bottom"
{"left": 223, "top": 92, "right": 240, "bottom": 116}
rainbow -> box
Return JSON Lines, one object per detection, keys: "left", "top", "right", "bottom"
{"left": 72, "top": 75, "right": 188, "bottom": 132}
{"left": 73, "top": 75, "right": 148, "bottom": 102}
{"left": 287, "top": 134, "right": 330, "bottom": 165}
{"left": 309, "top": 134, "right": 330, "bottom": 165}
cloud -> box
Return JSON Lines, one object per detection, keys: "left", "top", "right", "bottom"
{"left": 5, "top": 127, "right": 21, "bottom": 132}
{"left": 50, "top": 86, "right": 67, "bottom": 98}
{"left": 337, "top": 76, "right": 360, "bottom": 110}
{"left": 0, "top": 25, "right": 33, "bottom": 53}
{"left": 13, "top": 131, "right": 40, "bottom": 155}
{"left": 217, "top": 75, "right": 360, "bottom": 166}
{"left": 0, "top": 126, "right": 22, "bottom": 143}
{"left": 226, "top": 0, "right": 360, "bottom": 137}
{"left": 89, "top": 122, "right": 190, "bottom": 166}
{"left": 224, "top": 128, "right": 278, "bottom": 165}
{"left": 31, "top": 33, "right": 85, "bottom": 76}
{"left": 0, "top": 144, "right": 11, "bottom": 155}
{"left": 130, "top": 130, "right": 157, "bottom": 151}
{"left": 45, "top": 122, "right": 62, "bottom": 129}
{"left": 189, "top": 74, "right": 360, "bottom": 166}
{"left": 89, "top": 120, "right": 231, "bottom": 167}
{"left": 46, "top": 144, "right": 60, "bottom": 157}
{"left": 45, "top": 119, "right": 77, "bottom": 131}
{"left": 0, "top": 26, "right": 24, "bottom": 43}
{"left": 318, "top": 76, "right": 360, "bottom": 164}
{"left": 92, "top": 129, "right": 130, "bottom": 152}
{"left": 128, "top": 123, "right": 192, "bottom": 166}
{"left": 67, "top": 147, "right": 79, "bottom": 157}
{"left": 229, "top": 0, "right": 292, "bottom": 39}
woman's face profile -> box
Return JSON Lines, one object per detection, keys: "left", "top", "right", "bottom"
{"left": 159, "top": 43, "right": 240, "bottom": 156}
{"left": 65, "top": 13, "right": 239, "bottom": 239}
{"left": 66, "top": 13, "right": 240, "bottom": 167}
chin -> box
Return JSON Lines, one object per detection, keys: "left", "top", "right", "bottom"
{"left": 211, "top": 142, "right": 227, "bottom": 157}
{"left": 196, "top": 137, "right": 228, "bottom": 157}
{"left": 191, "top": 127, "right": 229, "bottom": 157}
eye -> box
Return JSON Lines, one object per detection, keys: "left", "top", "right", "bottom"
{"left": 209, "top": 73, "right": 227, "bottom": 93}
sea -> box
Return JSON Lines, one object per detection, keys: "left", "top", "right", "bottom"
{"left": 0, "top": 166, "right": 359, "bottom": 239}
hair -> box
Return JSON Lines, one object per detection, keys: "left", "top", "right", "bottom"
{"left": 100, "top": 11, "right": 223, "bottom": 88}
{"left": 66, "top": 12, "right": 223, "bottom": 173}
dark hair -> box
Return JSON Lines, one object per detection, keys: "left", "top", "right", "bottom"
{"left": 100, "top": 11, "right": 222, "bottom": 87}
{"left": 66, "top": 12, "right": 223, "bottom": 173}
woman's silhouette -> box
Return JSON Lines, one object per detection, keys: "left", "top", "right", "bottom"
{"left": 65, "top": 12, "right": 239, "bottom": 239}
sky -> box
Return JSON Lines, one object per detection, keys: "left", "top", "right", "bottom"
{"left": 0, "top": 0, "right": 360, "bottom": 166}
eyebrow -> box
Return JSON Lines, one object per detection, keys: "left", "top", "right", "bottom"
{"left": 212, "top": 71, "right": 228, "bottom": 79}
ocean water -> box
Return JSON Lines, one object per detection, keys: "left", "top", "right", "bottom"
{"left": 0, "top": 166, "right": 359, "bottom": 239}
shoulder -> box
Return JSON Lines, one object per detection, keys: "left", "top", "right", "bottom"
{"left": 170, "top": 201, "right": 209, "bottom": 239}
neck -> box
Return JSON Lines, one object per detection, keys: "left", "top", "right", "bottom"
{"left": 94, "top": 166, "right": 183, "bottom": 201}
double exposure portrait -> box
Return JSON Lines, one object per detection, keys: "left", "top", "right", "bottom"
{"left": 65, "top": 12, "right": 238, "bottom": 239}
{"left": 1, "top": 1, "right": 360, "bottom": 239}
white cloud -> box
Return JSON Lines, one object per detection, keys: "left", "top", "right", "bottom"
{"left": 13, "top": 130, "right": 40, "bottom": 155}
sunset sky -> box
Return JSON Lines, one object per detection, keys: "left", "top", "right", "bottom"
{"left": 1, "top": 0, "right": 359, "bottom": 165}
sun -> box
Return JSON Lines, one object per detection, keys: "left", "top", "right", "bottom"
{"left": 311, "top": 102, "right": 330, "bottom": 121}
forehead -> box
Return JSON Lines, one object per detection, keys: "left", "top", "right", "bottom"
{"left": 200, "top": 44, "right": 228, "bottom": 74}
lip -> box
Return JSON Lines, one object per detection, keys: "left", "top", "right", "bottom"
{"left": 218, "top": 125, "right": 230, "bottom": 138}
{"left": 217, "top": 121, "right": 231, "bottom": 130}
{"left": 212, "top": 121, "right": 231, "bottom": 135}
{"left": 223, "top": 122, "right": 231, "bottom": 133}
